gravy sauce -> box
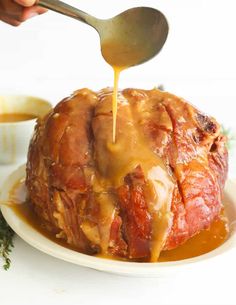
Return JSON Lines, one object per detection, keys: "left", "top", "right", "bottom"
{"left": 93, "top": 89, "right": 175, "bottom": 260}
{"left": 0, "top": 113, "right": 37, "bottom": 123}
{"left": 112, "top": 67, "right": 123, "bottom": 143}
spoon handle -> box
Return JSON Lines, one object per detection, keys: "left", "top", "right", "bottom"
{"left": 38, "top": 0, "right": 97, "bottom": 26}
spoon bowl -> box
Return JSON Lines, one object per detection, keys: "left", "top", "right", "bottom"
{"left": 38, "top": 0, "right": 169, "bottom": 68}
{"left": 98, "top": 7, "right": 169, "bottom": 67}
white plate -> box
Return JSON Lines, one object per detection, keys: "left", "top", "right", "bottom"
{"left": 1, "top": 164, "right": 236, "bottom": 277}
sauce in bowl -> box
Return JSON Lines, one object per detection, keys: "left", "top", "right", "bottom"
{"left": 0, "top": 113, "right": 37, "bottom": 123}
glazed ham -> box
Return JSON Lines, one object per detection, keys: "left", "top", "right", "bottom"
{"left": 26, "top": 88, "right": 228, "bottom": 261}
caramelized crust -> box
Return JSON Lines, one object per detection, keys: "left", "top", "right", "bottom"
{"left": 26, "top": 88, "right": 228, "bottom": 261}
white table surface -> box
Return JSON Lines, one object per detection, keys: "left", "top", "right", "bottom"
{"left": 1, "top": 0, "right": 236, "bottom": 304}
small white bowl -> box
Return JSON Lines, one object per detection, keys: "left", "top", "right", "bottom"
{"left": 1, "top": 165, "right": 236, "bottom": 277}
{"left": 0, "top": 95, "right": 51, "bottom": 164}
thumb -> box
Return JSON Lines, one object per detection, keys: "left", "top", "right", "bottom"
{"left": 14, "top": 0, "right": 37, "bottom": 7}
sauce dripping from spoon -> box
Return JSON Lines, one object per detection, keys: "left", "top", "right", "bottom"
{"left": 38, "top": 2, "right": 169, "bottom": 143}
{"left": 37, "top": 2, "right": 169, "bottom": 142}
{"left": 111, "top": 67, "right": 123, "bottom": 142}
{"left": 101, "top": 41, "right": 149, "bottom": 142}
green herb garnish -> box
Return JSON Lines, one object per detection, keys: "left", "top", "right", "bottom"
{"left": 0, "top": 211, "right": 14, "bottom": 270}
{"left": 222, "top": 126, "right": 236, "bottom": 151}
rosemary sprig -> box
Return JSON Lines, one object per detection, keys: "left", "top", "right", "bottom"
{"left": 0, "top": 211, "right": 14, "bottom": 270}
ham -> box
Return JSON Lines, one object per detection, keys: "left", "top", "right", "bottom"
{"left": 26, "top": 88, "right": 228, "bottom": 261}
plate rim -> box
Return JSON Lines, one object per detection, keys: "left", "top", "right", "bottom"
{"left": 1, "top": 164, "right": 236, "bottom": 276}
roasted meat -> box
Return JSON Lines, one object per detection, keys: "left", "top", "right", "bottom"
{"left": 26, "top": 88, "right": 228, "bottom": 261}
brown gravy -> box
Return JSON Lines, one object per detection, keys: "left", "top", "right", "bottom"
{"left": 159, "top": 216, "right": 228, "bottom": 261}
{"left": 111, "top": 67, "right": 123, "bottom": 143}
{"left": 8, "top": 180, "right": 229, "bottom": 262}
{"left": 11, "top": 201, "right": 81, "bottom": 252}
{"left": 93, "top": 89, "right": 175, "bottom": 260}
{"left": 0, "top": 113, "right": 37, "bottom": 123}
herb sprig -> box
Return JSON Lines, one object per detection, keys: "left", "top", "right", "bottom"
{"left": 0, "top": 211, "right": 14, "bottom": 270}
{"left": 222, "top": 126, "right": 236, "bottom": 150}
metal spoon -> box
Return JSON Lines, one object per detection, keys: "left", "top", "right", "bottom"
{"left": 38, "top": 0, "right": 169, "bottom": 68}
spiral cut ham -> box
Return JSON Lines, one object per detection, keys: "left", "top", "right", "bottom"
{"left": 26, "top": 88, "right": 228, "bottom": 262}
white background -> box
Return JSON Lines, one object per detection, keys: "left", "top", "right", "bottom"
{"left": 0, "top": 1, "right": 236, "bottom": 305}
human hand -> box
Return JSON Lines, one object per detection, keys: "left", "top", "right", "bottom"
{"left": 0, "top": 0, "right": 46, "bottom": 26}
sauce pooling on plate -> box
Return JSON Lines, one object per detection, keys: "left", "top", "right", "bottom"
{"left": 0, "top": 113, "right": 37, "bottom": 123}
{"left": 8, "top": 179, "right": 229, "bottom": 262}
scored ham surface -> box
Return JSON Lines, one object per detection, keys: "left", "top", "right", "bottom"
{"left": 26, "top": 88, "right": 228, "bottom": 261}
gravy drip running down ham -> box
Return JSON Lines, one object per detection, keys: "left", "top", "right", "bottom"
{"left": 26, "top": 88, "right": 228, "bottom": 262}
